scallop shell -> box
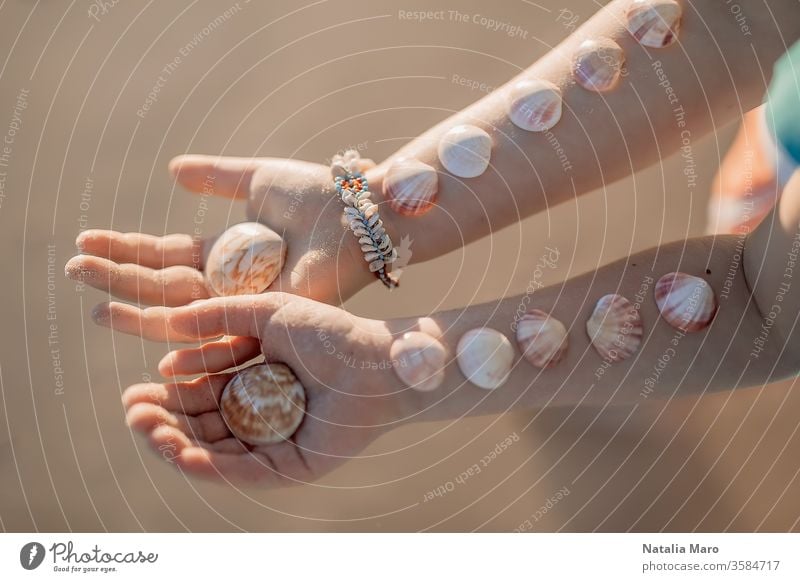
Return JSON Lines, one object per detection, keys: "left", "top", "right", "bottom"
{"left": 586, "top": 294, "right": 643, "bottom": 362}
{"left": 456, "top": 328, "right": 514, "bottom": 390}
{"left": 626, "top": 0, "right": 682, "bottom": 48}
{"left": 220, "top": 363, "right": 306, "bottom": 446}
{"left": 390, "top": 332, "right": 447, "bottom": 392}
{"left": 507, "top": 79, "right": 563, "bottom": 132}
{"left": 205, "top": 222, "right": 286, "bottom": 296}
{"left": 515, "top": 309, "right": 569, "bottom": 368}
{"left": 654, "top": 272, "right": 718, "bottom": 332}
{"left": 572, "top": 38, "right": 625, "bottom": 92}
{"left": 437, "top": 124, "right": 492, "bottom": 178}
{"left": 383, "top": 157, "right": 439, "bottom": 216}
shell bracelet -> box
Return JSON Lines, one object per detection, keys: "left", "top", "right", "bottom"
{"left": 331, "top": 150, "right": 398, "bottom": 288}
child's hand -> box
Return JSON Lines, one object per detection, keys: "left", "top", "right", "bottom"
{"left": 112, "top": 292, "right": 411, "bottom": 485}
{"left": 66, "top": 155, "right": 382, "bottom": 306}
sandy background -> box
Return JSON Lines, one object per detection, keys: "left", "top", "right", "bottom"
{"left": 0, "top": 0, "right": 798, "bottom": 531}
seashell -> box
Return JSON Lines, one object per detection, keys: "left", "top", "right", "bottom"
{"left": 586, "top": 294, "right": 643, "bottom": 362}
{"left": 383, "top": 157, "right": 439, "bottom": 216}
{"left": 572, "top": 38, "right": 625, "bottom": 92}
{"left": 654, "top": 272, "right": 718, "bottom": 332}
{"left": 626, "top": 0, "right": 682, "bottom": 48}
{"left": 205, "top": 222, "right": 286, "bottom": 296}
{"left": 437, "top": 124, "right": 493, "bottom": 178}
{"left": 507, "top": 79, "right": 563, "bottom": 132}
{"left": 456, "top": 328, "right": 514, "bottom": 390}
{"left": 390, "top": 332, "right": 447, "bottom": 392}
{"left": 515, "top": 309, "right": 569, "bottom": 368}
{"left": 220, "top": 363, "right": 306, "bottom": 446}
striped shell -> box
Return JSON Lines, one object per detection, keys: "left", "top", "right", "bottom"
{"left": 220, "top": 363, "right": 306, "bottom": 446}
{"left": 205, "top": 222, "right": 286, "bottom": 296}
{"left": 390, "top": 332, "right": 447, "bottom": 392}
{"left": 507, "top": 79, "right": 563, "bottom": 132}
{"left": 515, "top": 309, "right": 569, "bottom": 369}
{"left": 654, "top": 272, "right": 717, "bottom": 332}
{"left": 437, "top": 124, "right": 492, "bottom": 178}
{"left": 456, "top": 328, "right": 514, "bottom": 390}
{"left": 572, "top": 38, "right": 625, "bottom": 92}
{"left": 626, "top": 0, "right": 682, "bottom": 48}
{"left": 383, "top": 157, "right": 439, "bottom": 216}
{"left": 586, "top": 294, "right": 643, "bottom": 362}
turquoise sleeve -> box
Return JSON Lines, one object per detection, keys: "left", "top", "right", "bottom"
{"left": 766, "top": 40, "right": 800, "bottom": 165}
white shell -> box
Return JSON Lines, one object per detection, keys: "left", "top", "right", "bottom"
{"left": 205, "top": 222, "right": 286, "bottom": 296}
{"left": 586, "top": 294, "right": 643, "bottom": 362}
{"left": 626, "top": 0, "right": 682, "bottom": 48}
{"left": 515, "top": 309, "right": 569, "bottom": 369}
{"left": 456, "top": 328, "right": 514, "bottom": 390}
{"left": 572, "top": 38, "right": 625, "bottom": 92}
{"left": 507, "top": 79, "right": 563, "bottom": 132}
{"left": 654, "top": 272, "right": 718, "bottom": 332}
{"left": 437, "top": 124, "right": 492, "bottom": 178}
{"left": 390, "top": 332, "right": 447, "bottom": 392}
{"left": 383, "top": 157, "right": 439, "bottom": 216}
{"left": 220, "top": 363, "right": 306, "bottom": 446}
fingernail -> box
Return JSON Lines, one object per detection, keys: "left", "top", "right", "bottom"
{"left": 91, "top": 303, "right": 111, "bottom": 325}
{"left": 75, "top": 233, "right": 86, "bottom": 251}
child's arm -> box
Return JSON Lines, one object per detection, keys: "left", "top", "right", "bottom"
{"left": 112, "top": 173, "right": 800, "bottom": 485}
{"left": 67, "top": 1, "right": 800, "bottom": 304}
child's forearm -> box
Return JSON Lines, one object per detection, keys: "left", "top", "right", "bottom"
{"left": 369, "top": 0, "right": 800, "bottom": 263}
{"left": 385, "top": 234, "right": 797, "bottom": 423}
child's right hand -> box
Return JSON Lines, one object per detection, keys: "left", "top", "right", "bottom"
{"left": 65, "top": 154, "right": 385, "bottom": 308}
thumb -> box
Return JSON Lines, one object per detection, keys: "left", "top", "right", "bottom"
{"left": 168, "top": 293, "right": 294, "bottom": 340}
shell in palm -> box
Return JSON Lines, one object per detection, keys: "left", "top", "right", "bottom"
{"left": 516, "top": 309, "right": 569, "bottom": 368}
{"left": 205, "top": 222, "right": 286, "bottom": 297}
{"left": 586, "top": 294, "right": 643, "bottom": 362}
{"left": 220, "top": 363, "right": 306, "bottom": 446}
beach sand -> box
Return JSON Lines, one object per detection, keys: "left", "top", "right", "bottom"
{"left": 0, "top": 0, "right": 796, "bottom": 531}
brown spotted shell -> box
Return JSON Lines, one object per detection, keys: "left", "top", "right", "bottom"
{"left": 220, "top": 363, "right": 306, "bottom": 445}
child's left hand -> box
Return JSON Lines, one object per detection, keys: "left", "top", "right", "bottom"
{"left": 108, "top": 292, "right": 411, "bottom": 486}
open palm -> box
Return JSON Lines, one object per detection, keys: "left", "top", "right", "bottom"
{"left": 109, "top": 292, "right": 409, "bottom": 485}
{"left": 66, "top": 155, "right": 379, "bottom": 307}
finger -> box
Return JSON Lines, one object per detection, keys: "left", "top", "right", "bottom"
{"left": 65, "top": 255, "right": 209, "bottom": 306}
{"left": 174, "top": 446, "right": 293, "bottom": 485}
{"left": 75, "top": 230, "right": 204, "bottom": 270}
{"left": 126, "top": 402, "right": 232, "bottom": 443}
{"left": 122, "top": 374, "right": 231, "bottom": 415}
{"left": 91, "top": 302, "right": 199, "bottom": 342}
{"left": 208, "top": 438, "right": 250, "bottom": 454}
{"left": 167, "top": 294, "right": 294, "bottom": 340}
{"left": 169, "top": 155, "right": 261, "bottom": 200}
{"left": 158, "top": 336, "right": 261, "bottom": 377}
{"left": 358, "top": 158, "right": 376, "bottom": 171}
